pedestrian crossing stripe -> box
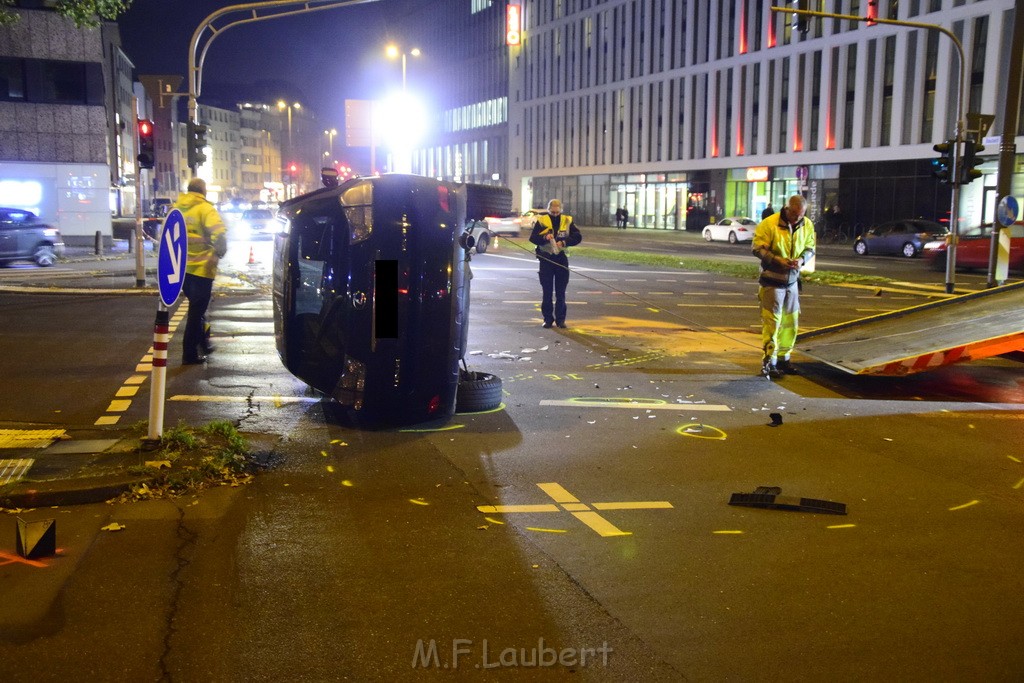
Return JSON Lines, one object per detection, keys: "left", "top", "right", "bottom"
{"left": 0, "top": 429, "right": 66, "bottom": 448}
{"left": 0, "top": 458, "right": 34, "bottom": 485}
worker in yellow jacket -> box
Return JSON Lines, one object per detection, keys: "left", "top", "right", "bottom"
{"left": 752, "top": 194, "right": 815, "bottom": 379}
{"left": 175, "top": 178, "right": 227, "bottom": 365}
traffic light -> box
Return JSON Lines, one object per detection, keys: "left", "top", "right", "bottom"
{"left": 137, "top": 119, "right": 155, "bottom": 169}
{"left": 866, "top": 0, "right": 878, "bottom": 26}
{"left": 932, "top": 139, "right": 954, "bottom": 185}
{"left": 794, "top": 0, "right": 810, "bottom": 34}
{"left": 187, "top": 121, "right": 208, "bottom": 168}
{"left": 959, "top": 139, "right": 985, "bottom": 185}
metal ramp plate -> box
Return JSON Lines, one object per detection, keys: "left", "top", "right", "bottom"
{"left": 799, "top": 280, "right": 1024, "bottom": 375}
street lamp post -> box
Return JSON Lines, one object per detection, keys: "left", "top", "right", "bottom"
{"left": 386, "top": 44, "right": 420, "bottom": 92}
{"left": 324, "top": 128, "right": 337, "bottom": 164}
{"left": 277, "top": 100, "right": 301, "bottom": 198}
{"left": 384, "top": 45, "right": 421, "bottom": 174}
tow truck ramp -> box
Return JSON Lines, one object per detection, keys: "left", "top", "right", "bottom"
{"left": 799, "top": 280, "right": 1024, "bottom": 376}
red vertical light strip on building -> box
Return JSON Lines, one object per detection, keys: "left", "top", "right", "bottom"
{"left": 867, "top": 1, "right": 878, "bottom": 26}
{"left": 711, "top": 120, "right": 719, "bottom": 158}
{"left": 767, "top": 8, "right": 776, "bottom": 47}
{"left": 825, "top": 106, "right": 835, "bottom": 149}
{"left": 737, "top": 119, "right": 745, "bottom": 156}
{"left": 739, "top": 3, "right": 747, "bottom": 54}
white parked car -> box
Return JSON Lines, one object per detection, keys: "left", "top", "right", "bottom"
{"left": 702, "top": 217, "right": 757, "bottom": 244}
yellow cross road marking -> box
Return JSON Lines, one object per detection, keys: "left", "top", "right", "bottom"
{"left": 106, "top": 400, "right": 131, "bottom": 412}
{"left": 477, "top": 483, "right": 673, "bottom": 538}
{"left": 95, "top": 415, "right": 121, "bottom": 426}
{"left": 116, "top": 386, "right": 140, "bottom": 398}
{"left": 124, "top": 375, "right": 147, "bottom": 385}
{"left": 537, "top": 482, "right": 578, "bottom": 503}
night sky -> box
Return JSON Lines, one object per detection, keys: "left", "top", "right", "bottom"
{"left": 117, "top": 0, "right": 408, "bottom": 128}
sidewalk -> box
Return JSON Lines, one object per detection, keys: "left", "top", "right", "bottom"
{"left": 0, "top": 243, "right": 270, "bottom": 510}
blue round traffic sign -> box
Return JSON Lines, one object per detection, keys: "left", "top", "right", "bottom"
{"left": 997, "top": 196, "right": 1019, "bottom": 228}
{"left": 157, "top": 209, "right": 188, "bottom": 307}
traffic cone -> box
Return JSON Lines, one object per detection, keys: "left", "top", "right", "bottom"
{"left": 248, "top": 246, "right": 255, "bottom": 264}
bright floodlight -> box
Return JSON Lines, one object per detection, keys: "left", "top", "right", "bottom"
{"left": 375, "top": 91, "right": 427, "bottom": 174}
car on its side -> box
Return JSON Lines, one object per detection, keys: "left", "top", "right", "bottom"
{"left": 702, "top": 217, "right": 757, "bottom": 244}
{"left": 853, "top": 219, "right": 947, "bottom": 258}
{"left": 234, "top": 208, "right": 281, "bottom": 240}
{"left": 0, "top": 207, "right": 65, "bottom": 267}
{"left": 922, "top": 221, "right": 1024, "bottom": 271}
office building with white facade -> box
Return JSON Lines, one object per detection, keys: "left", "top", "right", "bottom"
{"left": 501, "top": 0, "right": 1024, "bottom": 233}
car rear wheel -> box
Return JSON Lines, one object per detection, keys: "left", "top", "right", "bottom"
{"left": 853, "top": 240, "right": 868, "bottom": 255}
{"left": 901, "top": 242, "right": 917, "bottom": 258}
{"left": 34, "top": 244, "right": 56, "bottom": 266}
{"left": 456, "top": 370, "right": 502, "bottom": 413}
{"left": 465, "top": 184, "right": 513, "bottom": 221}
{"left": 728, "top": 231, "right": 738, "bottom": 244}
{"left": 703, "top": 229, "right": 713, "bottom": 242}
{"left": 475, "top": 232, "right": 490, "bottom": 254}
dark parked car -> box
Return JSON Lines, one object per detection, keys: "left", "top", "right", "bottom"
{"left": 852, "top": 219, "right": 947, "bottom": 258}
{"left": 0, "top": 207, "right": 65, "bottom": 266}
{"left": 273, "top": 174, "right": 509, "bottom": 427}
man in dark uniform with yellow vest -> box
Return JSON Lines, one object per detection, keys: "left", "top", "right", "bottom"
{"left": 175, "top": 178, "right": 227, "bottom": 365}
{"left": 529, "top": 198, "right": 582, "bottom": 328}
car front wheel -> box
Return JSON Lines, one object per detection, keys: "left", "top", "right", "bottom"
{"left": 456, "top": 370, "right": 502, "bottom": 413}
{"left": 901, "top": 242, "right": 917, "bottom": 258}
{"left": 475, "top": 232, "right": 490, "bottom": 254}
{"left": 703, "top": 230, "right": 713, "bottom": 242}
{"left": 34, "top": 244, "right": 56, "bottom": 266}
{"left": 728, "top": 231, "right": 738, "bottom": 244}
{"left": 853, "top": 240, "right": 868, "bottom": 255}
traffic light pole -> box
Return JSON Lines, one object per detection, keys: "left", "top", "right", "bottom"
{"left": 778, "top": 6, "right": 967, "bottom": 293}
{"left": 132, "top": 94, "right": 146, "bottom": 288}
{"left": 986, "top": 0, "right": 1024, "bottom": 289}
{"left": 185, "top": 0, "right": 379, "bottom": 175}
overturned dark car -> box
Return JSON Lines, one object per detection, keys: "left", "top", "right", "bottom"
{"left": 272, "top": 174, "right": 510, "bottom": 427}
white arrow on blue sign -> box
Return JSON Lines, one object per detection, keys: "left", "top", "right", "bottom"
{"left": 157, "top": 209, "right": 187, "bottom": 307}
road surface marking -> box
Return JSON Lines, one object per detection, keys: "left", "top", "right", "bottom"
{"left": 0, "top": 429, "right": 66, "bottom": 448}
{"left": 541, "top": 398, "right": 730, "bottom": 412}
{"left": 0, "top": 458, "right": 34, "bottom": 485}
{"left": 948, "top": 500, "right": 980, "bottom": 511}
{"left": 477, "top": 482, "right": 673, "bottom": 537}
{"left": 827, "top": 524, "right": 857, "bottom": 529}
{"left": 169, "top": 395, "right": 319, "bottom": 403}
{"left": 713, "top": 530, "right": 744, "bottom": 535}
{"left": 1013, "top": 478, "right": 1024, "bottom": 490}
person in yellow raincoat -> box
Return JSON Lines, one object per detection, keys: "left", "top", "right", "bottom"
{"left": 175, "top": 178, "right": 227, "bottom": 365}
{"left": 752, "top": 194, "right": 815, "bottom": 379}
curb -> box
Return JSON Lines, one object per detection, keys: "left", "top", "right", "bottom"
{"left": 0, "top": 473, "right": 156, "bottom": 508}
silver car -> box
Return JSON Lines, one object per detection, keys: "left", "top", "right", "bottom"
{"left": 0, "top": 207, "right": 65, "bottom": 266}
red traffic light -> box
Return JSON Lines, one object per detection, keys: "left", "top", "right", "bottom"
{"left": 289, "top": 163, "right": 298, "bottom": 173}
{"left": 138, "top": 120, "right": 152, "bottom": 136}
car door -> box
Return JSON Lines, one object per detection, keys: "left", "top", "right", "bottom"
{"left": 0, "top": 211, "right": 23, "bottom": 259}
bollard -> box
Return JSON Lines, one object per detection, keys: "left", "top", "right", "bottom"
{"left": 94, "top": 230, "right": 103, "bottom": 255}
